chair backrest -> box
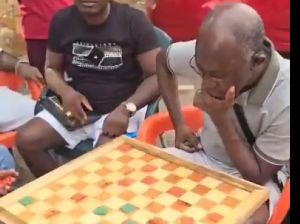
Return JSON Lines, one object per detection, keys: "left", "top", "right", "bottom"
{"left": 269, "top": 178, "right": 290, "bottom": 224}
{"left": 0, "top": 72, "right": 23, "bottom": 92}
{"left": 154, "top": 26, "right": 172, "bottom": 50}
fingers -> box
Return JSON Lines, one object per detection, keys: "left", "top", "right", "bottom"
{"left": 73, "top": 104, "right": 87, "bottom": 125}
{"left": 177, "top": 143, "right": 199, "bottom": 153}
{"left": 190, "top": 137, "right": 203, "bottom": 150}
{"left": 0, "top": 170, "right": 18, "bottom": 179}
{"left": 31, "top": 76, "right": 44, "bottom": 88}
{"left": 0, "top": 184, "right": 13, "bottom": 196}
{"left": 0, "top": 189, "right": 8, "bottom": 196}
{"left": 81, "top": 96, "right": 93, "bottom": 111}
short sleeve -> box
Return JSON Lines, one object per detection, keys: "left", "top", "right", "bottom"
{"left": 130, "top": 10, "right": 160, "bottom": 55}
{"left": 254, "top": 106, "right": 290, "bottom": 166}
{"left": 48, "top": 12, "right": 64, "bottom": 54}
{"left": 166, "top": 41, "right": 202, "bottom": 89}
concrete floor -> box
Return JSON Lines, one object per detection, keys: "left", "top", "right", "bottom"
{"left": 14, "top": 76, "right": 197, "bottom": 187}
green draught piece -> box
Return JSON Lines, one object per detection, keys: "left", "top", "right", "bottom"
{"left": 121, "top": 204, "right": 135, "bottom": 214}
{"left": 94, "top": 207, "right": 108, "bottom": 216}
{"left": 19, "top": 197, "right": 34, "bottom": 206}
{"left": 184, "top": 141, "right": 193, "bottom": 146}
{"left": 124, "top": 222, "right": 137, "bottom": 224}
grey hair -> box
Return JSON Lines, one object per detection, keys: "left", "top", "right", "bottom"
{"left": 202, "top": 3, "right": 266, "bottom": 57}
{"left": 231, "top": 18, "right": 266, "bottom": 56}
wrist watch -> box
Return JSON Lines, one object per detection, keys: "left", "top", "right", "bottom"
{"left": 123, "top": 102, "right": 137, "bottom": 117}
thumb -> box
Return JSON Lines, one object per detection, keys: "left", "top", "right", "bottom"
{"left": 226, "top": 86, "right": 236, "bottom": 105}
{"left": 81, "top": 97, "right": 93, "bottom": 111}
{"left": 190, "top": 135, "right": 203, "bottom": 149}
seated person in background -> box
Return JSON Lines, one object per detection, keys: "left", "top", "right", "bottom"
{"left": 0, "top": 48, "right": 44, "bottom": 133}
{"left": 0, "top": 146, "right": 18, "bottom": 196}
{"left": 16, "top": 0, "right": 161, "bottom": 177}
{"left": 157, "top": 3, "right": 290, "bottom": 224}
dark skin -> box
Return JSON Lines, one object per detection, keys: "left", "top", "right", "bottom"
{"left": 0, "top": 50, "right": 44, "bottom": 87}
{"left": 16, "top": 0, "right": 160, "bottom": 177}
{"left": 157, "top": 3, "right": 281, "bottom": 224}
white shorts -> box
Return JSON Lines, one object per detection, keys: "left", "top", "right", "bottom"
{"left": 0, "top": 87, "right": 35, "bottom": 132}
{"left": 163, "top": 148, "right": 287, "bottom": 220}
{"left": 36, "top": 106, "right": 148, "bottom": 149}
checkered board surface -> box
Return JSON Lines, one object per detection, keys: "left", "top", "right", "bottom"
{"left": 3, "top": 144, "right": 253, "bottom": 224}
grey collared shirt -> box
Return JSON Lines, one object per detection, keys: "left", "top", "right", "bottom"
{"left": 166, "top": 40, "right": 290, "bottom": 167}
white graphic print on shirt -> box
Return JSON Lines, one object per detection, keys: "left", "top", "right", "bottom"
{"left": 72, "top": 42, "right": 123, "bottom": 71}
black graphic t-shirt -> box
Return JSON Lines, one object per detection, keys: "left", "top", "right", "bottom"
{"left": 48, "top": 2, "right": 159, "bottom": 114}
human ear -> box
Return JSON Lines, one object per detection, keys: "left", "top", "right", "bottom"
{"left": 250, "top": 52, "right": 266, "bottom": 69}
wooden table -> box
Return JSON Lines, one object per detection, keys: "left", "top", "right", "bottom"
{"left": 0, "top": 137, "right": 269, "bottom": 224}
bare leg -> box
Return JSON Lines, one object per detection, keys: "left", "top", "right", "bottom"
{"left": 16, "top": 118, "right": 66, "bottom": 177}
{"left": 245, "top": 204, "right": 269, "bottom": 224}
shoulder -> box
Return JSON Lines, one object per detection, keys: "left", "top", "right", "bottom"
{"left": 112, "top": 2, "right": 147, "bottom": 22}
{"left": 166, "top": 40, "right": 197, "bottom": 75}
{"left": 265, "top": 55, "right": 290, "bottom": 110}
{"left": 262, "top": 55, "right": 290, "bottom": 127}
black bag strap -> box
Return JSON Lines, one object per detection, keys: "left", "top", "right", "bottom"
{"left": 233, "top": 104, "right": 256, "bottom": 147}
{"left": 233, "top": 104, "right": 284, "bottom": 191}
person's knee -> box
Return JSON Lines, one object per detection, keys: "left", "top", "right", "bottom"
{"left": 0, "top": 146, "right": 16, "bottom": 170}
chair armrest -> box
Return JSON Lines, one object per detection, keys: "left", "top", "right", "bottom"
{"left": 0, "top": 72, "right": 22, "bottom": 91}
{"left": 137, "top": 106, "right": 204, "bottom": 145}
{"left": 269, "top": 179, "right": 290, "bottom": 224}
{"left": 0, "top": 132, "right": 17, "bottom": 148}
{"left": 28, "top": 81, "right": 43, "bottom": 101}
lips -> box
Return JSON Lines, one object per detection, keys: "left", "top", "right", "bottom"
{"left": 81, "top": 0, "right": 97, "bottom": 7}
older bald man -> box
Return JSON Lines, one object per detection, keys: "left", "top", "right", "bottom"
{"left": 157, "top": 3, "right": 290, "bottom": 224}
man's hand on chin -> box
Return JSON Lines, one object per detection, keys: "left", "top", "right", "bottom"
{"left": 194, "top": 86, "right": 236, "bottom": 126}
{"left": 102, "top": 105, "right": 130, "bottom": 138}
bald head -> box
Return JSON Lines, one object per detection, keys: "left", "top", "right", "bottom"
{"left": 198, "top": 3, "right": 266, "bottom": 55}
{"left": 194, "top": 3, "right": 270, "bottom": 101}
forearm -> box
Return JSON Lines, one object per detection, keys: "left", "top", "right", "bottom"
{"left": 215, "top": 120, "right": 263, "bottom": 184}
{"left": 126, "top": 75, "right": 160, "bottom": 110}
{"left": 0, "top": 51, "right": 18, "bottom": 72}
{"left": 45, "top": 68, "right": 72, "bottom": 96}
{"left": 157, "top": 52, "right": 185, "bottom": 129}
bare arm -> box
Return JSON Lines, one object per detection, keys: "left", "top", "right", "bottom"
{"left": 123, "top": 10, "right": 162, "bottom": 110}
{"left": 213, "top": 105, "right": 290, "bottom": 185}
{"left": 0, "top": 50, "right": 19, "bottom": 72}
{"left": 156, "top": 50, "right": 185, "bottom": 129}
{"left": 44, "top": 50, "right": 72, "bottom": 96}
{"left": 215, "top": 120, "right": 282, "bottom": 185}
{"left": 126, "top": 48, "right": 161, "bottom": 110}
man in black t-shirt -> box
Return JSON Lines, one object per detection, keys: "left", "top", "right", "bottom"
{"left": 16, "top": 0, "right": 161, "bottom": 177}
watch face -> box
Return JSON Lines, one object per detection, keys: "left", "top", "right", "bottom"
{"left": 126, "top": 103, "right": 137, "bottom": 113}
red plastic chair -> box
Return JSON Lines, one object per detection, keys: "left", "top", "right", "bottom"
{"left": 137, "top": 106, "right": 290, "bottom": 224}
{"left": 0, "top": 72, "right": 42, "bottom": 148}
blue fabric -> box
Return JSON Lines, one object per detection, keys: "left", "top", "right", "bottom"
{"left": 0, "top": 146, "right": 16, "bottom": 170}
{"left": 125, "top": 132, "right": 138, "bottom": 139}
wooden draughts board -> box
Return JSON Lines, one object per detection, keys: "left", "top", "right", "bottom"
{"left": 0, "top": 137, "right": 269, "bottom": 224}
